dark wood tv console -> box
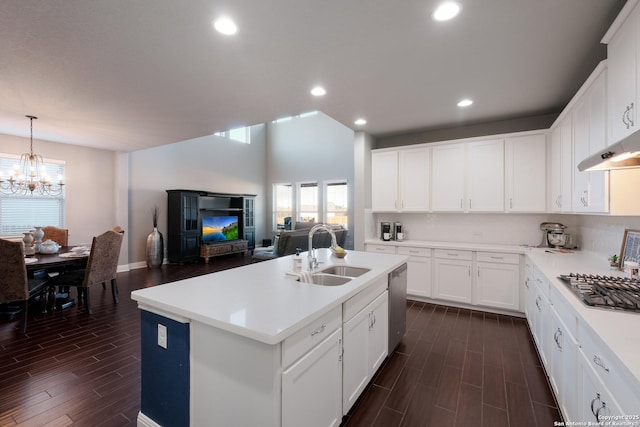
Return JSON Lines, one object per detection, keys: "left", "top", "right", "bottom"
{"left": 200, "top": 240, "right": 248, "bottom": 263}
{"left": 166, "top": 190, "right": 256, "bottom": 264}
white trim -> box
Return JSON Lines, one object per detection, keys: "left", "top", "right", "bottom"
{"left": 137, "top": 411, "right": 162, "bottom": 427}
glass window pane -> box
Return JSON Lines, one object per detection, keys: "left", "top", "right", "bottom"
{"left": 298, "top": 183, "right": 318, "bottom": 223}
{"left": 273, "top": 184, "right": 292, "bottom": 229}
{"left": 325, "top": 181, "right": 348, "bottom": 228}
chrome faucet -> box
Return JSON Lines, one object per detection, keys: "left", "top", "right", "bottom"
{"left": 307, "top": 223, "right": 338, "bottom": 270}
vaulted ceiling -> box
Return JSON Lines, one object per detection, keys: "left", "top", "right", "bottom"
{"left": 0, "top": 0, "right": 626, "bottom": 152}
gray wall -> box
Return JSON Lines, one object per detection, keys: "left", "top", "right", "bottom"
{"left": 128, "top": 125, "right": 267, "bottom": 264}
{"left": 375, "top": 113, "right": 557, "bottom": 149}
{"left": 266, "top": 112, "right": 355, "bottom": 248}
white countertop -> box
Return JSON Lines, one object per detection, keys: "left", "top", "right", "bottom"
{"left": 365, "top": 238, "right": 530, "bottom": 254}
{"left": 131, "top": 249, "right": 407, "bottom": 345}
{"left": 526, "top": 248, "right": 640, "bottom": 389}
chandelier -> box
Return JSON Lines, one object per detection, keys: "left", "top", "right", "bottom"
{"left": 0, "top": 115, "right": 64, "bottom": 196}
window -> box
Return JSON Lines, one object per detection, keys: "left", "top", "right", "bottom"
{"left": 297, "top": 182, "right": 318, "bottom": 223}
{"left": 324, "top": 181, "right": 348, "bottom": 229}
{"left": 0, "top": 154, "right": 65, "bottom": 236}
{"left": 273, "top": 183, "right": 292, "bottom": 230}
{"left": 214, "top": 126, "right": 251, "bottom": 144}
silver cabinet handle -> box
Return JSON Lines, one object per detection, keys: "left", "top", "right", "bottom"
{"left": 447, "top": 253, "right": 459, "bottom": 257}
{"left": 469, "top": 199, "right": 472, "bottom": 209}
{"left": 553, "top": 328, "right": 562, "bottom": 350}
{"left": 595, "top": 401, "right": 607, "bottom": 422}
{"left": 535, "top": 296, "right": 541, "bottom": 311}
{"left": 311, "top": 323, "right": 327, "bottom": 336}
{"left": 509, "top": 197, "right": 513, "bottom": 209}
{"left": 590, "top": 393, "right": 601, "bottom": 420}
{"left": 623, "top": 106, "right": 630, "bottom": 128}
{"left": 409, "top": 250, "right": 420, "bottom": 254}
{"left": 490, "top": 256, "right": 503, "bottom": 260}
{"left": 338, "top": 338, "right": 343, "bottom": 362}
{"left": 630, "top": 102, "right": 635, "bottom": 127}
{"left": 460, "top": 199, "right": 463, "bottom": 209}
{"left": 593, "top": 355, "right": 610, "bottom": 373}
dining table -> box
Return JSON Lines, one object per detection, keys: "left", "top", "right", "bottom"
{"left": 25, "top": 245, "right": 90, "bottom": 309}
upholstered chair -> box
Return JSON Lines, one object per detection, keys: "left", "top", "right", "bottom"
{"left": 51, "top": 230, "right": 124, "bottom": 314}
{"left": 0, "top": 239, "right": 49, "bottom": 333}
{"left": 42, "top": 226, "right": 69, "bottom": 247}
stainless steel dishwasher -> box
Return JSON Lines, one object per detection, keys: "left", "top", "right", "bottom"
{"left": 388, "top": 263, "right": 407, "bottom": 353}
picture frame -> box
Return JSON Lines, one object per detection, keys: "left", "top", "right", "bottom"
{"left": 619, "top": 229, "right": 640, "bottom": 267}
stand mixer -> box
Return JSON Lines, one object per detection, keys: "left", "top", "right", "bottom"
{"left": 538, "top": 222, "right": 569, "bottom": 248}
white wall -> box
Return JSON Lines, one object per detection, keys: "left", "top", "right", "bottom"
{"left": 0, "top": 133, "right": 127, "bottom": 263}
{"left": 128, "top": 125, "right": 267, "bottom": 264}
{"left": 266, "top": 112, "right": 355, "bottom": 247}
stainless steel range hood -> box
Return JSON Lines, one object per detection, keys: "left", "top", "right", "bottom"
{"left": 578, "top": 130, "right": 640, "bottom": 171}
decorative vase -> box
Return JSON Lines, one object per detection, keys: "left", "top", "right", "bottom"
{"left": 23, "top": 231, "right": 35, "bottom": 256}
{"left": 146, "top": 227, "right": 164, "bottom": 268}
{"left": 33, "top": 226, "right": 44, "bottom": 253}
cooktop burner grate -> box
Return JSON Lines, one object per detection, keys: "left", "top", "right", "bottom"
{"left": 558, "top": 273, "right": 640, "bottom": 312}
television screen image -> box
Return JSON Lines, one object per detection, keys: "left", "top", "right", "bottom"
{"left": 202, "top": 216, "right": 239, "bottom": 243}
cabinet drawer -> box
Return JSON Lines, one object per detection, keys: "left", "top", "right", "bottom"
{"left": 282, "top": 305, "right": 342, "bottom": 368}
{"left": 476, "top": 251, "right": 519, "bottom": 264}
{"left": 397, "top": 246, "right": 431, "bottom": 257}
{"left": 434, "top": 248, "right": 472, "bottom": 261}
{"left": 365, "top": 244, "right": 396, "bottom": 254}
{"left": 579, "top": 324, "right": 640, "bottom": 412}
{"left": 549, "top": 284, "right": 578, "bottom": 339}
{"left": 343, "top": 276, "right": 388, "bottom": 321}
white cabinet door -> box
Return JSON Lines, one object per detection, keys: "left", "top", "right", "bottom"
{"left": 342, "top": 291, "right": 388, "bottom": 415}
{"left": 532, "top": 279, "right": 551, "bottom": 367}
{"left": 474, "top": 262, "right": 519, "bottom": 311}
{"left": 467, "top": 139, "right": 504, "bottom": 212}
{"left": 577, "top": 351, "right": 625, "bottom": 424}
{"left": 406, "top": 255, "right": 432, "bottom": 298}
{"left": 607, "top": 4, "right": 638, "bottom": 143}
{"left": 432, "top": 144, "right": 466, "bottom": 212}
{"left": 549, "top": 307, "right": 579, "bottom": 422}
{"left": 573, "top": 66, "right": 609, "bottom": 213}
{"left": 504, "top": 134, "right": 546, "bottom": 212}
{"left": 550, "top": 116, "right": 573, "bottom": 212}
{"left": 398, "top": 148, "right": 430, "bottom": 212}
{"left": 371, "top": 151, "right": 398, "bottom": 212}
{"left": 433, "top": 257, "right": 473, "bottom": 303}
{"left": 282, "top": 328, "right": 343, "bottom": 427}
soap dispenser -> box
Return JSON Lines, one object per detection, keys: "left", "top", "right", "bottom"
{"left": 293, "top": 248, "right": 302, "bottom": 273}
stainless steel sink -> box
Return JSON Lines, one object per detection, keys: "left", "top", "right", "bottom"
{"left": 298, "top": 274, "right": 352, "bottom": 286}
{"left": 318, "top": 266, "right": 371, "bottom": 277}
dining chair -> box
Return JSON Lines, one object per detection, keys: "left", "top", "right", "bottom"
{"left": 42, "top": 226, "right": 69, "bottom": 246}
{"left": 51, "top": 230, "right": 124, "bottom": 314}
{"left": 0, "top": 239, "right": 49, "bottom": 333}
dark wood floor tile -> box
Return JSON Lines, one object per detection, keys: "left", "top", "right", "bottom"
{"left": 397, "top": 328, "right": 420, "bottom": 356}
{"left": 373, "top": 407, "right": 403, "bottom": 427}
{"left": 502, "top": 346, "right": 526, "bottom": 385}
{"left": 343, "top": 384, "right": 390, "bottom": 427}
{"left": 384, "top": 367, "right": 420, "bottom": 413}
{"left": 467, "top": 313, "right": 484, "bottom": 353}
{"left": 483, "top": 341, "right": 503, "bottom": 368}
{"left": 482, "top": 404, "right": 508, "bottom": 427}
{"left": 399, "top": 383, "right": 435, "bottom": 427}
{"left": 418, "top": 351, "right": 445, "bottom": 388}
{"left": 532, "top": 402, "right": 562, "bottom": 426}
{"left": 374, "top": 351, "right": 409, "bottom": 389}
{"left": 428, "top": 406, "right": 456, "bottom": 427}
{"left": 505, "top": 381, "right": 536, "bottom": 427}
{"left": 483, "top": 363, "right": 506, "bottom": 409}
{"left": 434, "top": 366, "right": 462, "bottom": 412}
{"left": 455, "top": 383, "right": 482, "bottom": 427}
{"left": 461, "top": 350, "right": 483, "bottom": 387}
{"left": 522, "top": 363, "right": 556, "bottom": 407}
{"left": 445, "top": 339, "right": 466, "bottom": 370}
{"left": 405, "top": 338, "right": 432, "bottom": 371}
{"left": 451, "top": 309, "right": 470, "bottom": 342}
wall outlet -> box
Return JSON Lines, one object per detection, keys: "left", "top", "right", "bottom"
{"left": 157, "top": 324, "right": 167, "bottom": 349}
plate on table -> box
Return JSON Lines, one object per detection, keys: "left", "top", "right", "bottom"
{"left": 24, "top": 257, "right": 39, "bottom": 264}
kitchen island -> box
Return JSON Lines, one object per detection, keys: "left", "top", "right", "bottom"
{"left": 131, "top": 248, "right": 407, "bottom": 427}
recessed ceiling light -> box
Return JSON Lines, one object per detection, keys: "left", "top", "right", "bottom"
{"left": 354, "top": 118, "right": 367, "bottom": 126}
{"left": 310, "top": 86, "right": 326, "bottom": 97}
{"left": 213, "top": 17, "right": 238, "bottom": 35}
{"left": 432, "top": 2, "right": 461, "bottom": 21}
{"left": 457, "top": 98, "right": 473, "bottom": 107}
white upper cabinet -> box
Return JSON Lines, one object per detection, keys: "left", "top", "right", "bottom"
{"left": 572, "top": 64, "right": 609, "bottom": 213}
{"left": 432, "top": 140, "right": 504, "bottom": 212}
{"left": 504, "top": 134, "right": 546, "bottom": 212}
{"left": 550, "top": 108, "right": 574, "bottom": 213}
{"left": 371, "top": 151, "right": 399, "bottom": 212}
{"left": 605, "top": 2, "right": 639, "bottom": 143}
{"left": 467, "top": 139, "right": 505, "bottom": 212}
{"left": 432, "top": 144, "right": 466, "bottom": 211}
{"left": 371, "top": 148, "right": 430, "bottom": 212}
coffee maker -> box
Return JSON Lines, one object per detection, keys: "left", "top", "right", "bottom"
{"left": 381, "top": 222, "right": 391, "bottom": 241}
{"left": 394, "top": 222, "right": 404, "bottom": 241}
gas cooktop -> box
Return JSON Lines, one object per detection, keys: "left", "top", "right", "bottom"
{"left": 558, "top": 273, "right": 640, "bottom": 313}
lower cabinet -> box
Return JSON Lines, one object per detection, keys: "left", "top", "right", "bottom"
{"left": 398, "top": 246, "right": 432, "bottom": 298}
{"left": 577, "top": 350, "right": 624, "bottom": 424}
{"left": 282, "top": 327, "right": 343, "bottom": 427}
{"left": 474, "top": 252, "right": 520, "bottom": 310}
{"left": 342, "top": 290, "right": 389, "bottom": 414}
{"left": 433, "top": 249, "right": 473, "bottom": 304}
{"left": 549, "top": 305, "right": 579, "bottom": 421}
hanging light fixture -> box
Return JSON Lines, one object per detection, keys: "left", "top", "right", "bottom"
{"left": 0, "top": 115, "right": 65, "bottom": 196}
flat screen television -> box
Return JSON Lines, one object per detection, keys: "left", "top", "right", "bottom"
{"left": 202, "top": 215, "right": 239, "bottom": 243}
